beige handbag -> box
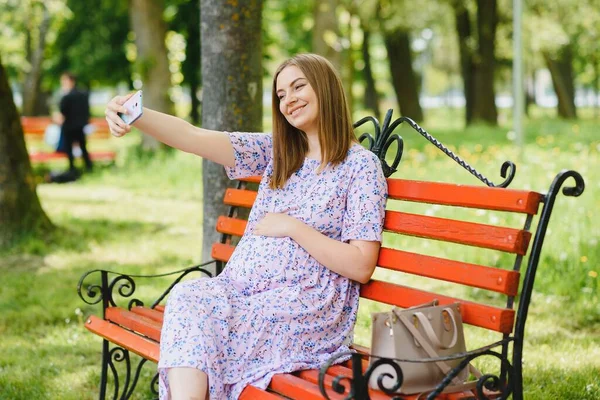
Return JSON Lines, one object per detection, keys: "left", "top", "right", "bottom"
{"left": 369, "top": 300, "right": 478, "bottom": 395}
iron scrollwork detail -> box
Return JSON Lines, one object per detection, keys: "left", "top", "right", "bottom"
{"left": 103, "top": 345, "right": 157, "bottom": 400}
{"left": 355, "top": 109, "right": 517, "bottom": 187}
{"left": 319, "top": 346, "right": 514, "bottom": 400}
{"left": 77, "top": 263, "right": 215, "bottom": 309}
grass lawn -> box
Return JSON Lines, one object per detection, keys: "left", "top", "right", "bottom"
{"left": 0, "top": 112, "right": 598, "bottom": 399}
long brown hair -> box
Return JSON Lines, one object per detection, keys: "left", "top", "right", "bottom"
{"left": 270, "top": 53, "right": 355, "bottom": 189}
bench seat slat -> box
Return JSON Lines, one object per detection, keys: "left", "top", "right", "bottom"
{"left": 217, "top": 216, "right": 247, "bottom": 237}
{"left": 388, "top": 179, "right": 543, "bottom": 215}
{"left": 384, "top": 211, "right": 531, "bottom": 255}
{"left": 106, "top": 307, "right": 162, "bottom": 341}
{"left": 212, "top": 242, "right": 236, "bottom": 262}
{"left": 270, "top": 373, "right": 344, "bottom": 400}
{"left": 361, "top": 280, "right": 515, "bottom": 333}
{"left": 224, "top": 188, "right": 257, "bottom": 208}
{"left": 239, "top": 386, "right": 286, "bottom": 399}
{"left": 297, "top": 370, "right": 391, "bottom": 400}
{"left": 85, "top": 315, "right": 160, "bottom": 362}
{"left": 130, "top": 306, "right": 164, "bottom": 323}
{"left": 378, "top": 248, "right": 520, "bottom": 296}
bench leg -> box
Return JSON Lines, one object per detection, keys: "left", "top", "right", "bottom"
{"left": 512, "top": 364, "right": 523, "bottom": 400}
{"left": 99, "top": 339, "right": 109, "bottom": 400}
{"left": 97, "top": 340, "right": 158, "bottom": 400}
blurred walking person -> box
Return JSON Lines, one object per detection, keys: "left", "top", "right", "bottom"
{"left": 58, "top": 72, "right": 93, "bottom": 173}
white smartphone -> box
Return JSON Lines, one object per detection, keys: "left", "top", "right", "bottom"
{"left": 119, "top": 90, "right": 143, "bottom": 125}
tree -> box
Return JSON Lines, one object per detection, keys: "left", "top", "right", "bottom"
{"left": 50, "top": 0, "right": 131, "bottom": 89}
{"left": 527, "top": 0, "right": 590, "bottom": 120}
{"left": 378, "top": 0, "right": 424, "bottom": 122}
{"left": 361, "top": 27, "right": 381, "bottom": 119}
{"left": 451, "top": 0, "right": 476, "bottom": 124}
{"left": 169, "top": 0, "right": 201, "bottom": 124}
{"left": 449, "top": 0, "right": 498, "bottom": 125}
{"left": 0, "top": 0, "right": 71, "bottom": 116}
{"left": 544, "top": 46, "right": 577, "bottom": 119}
{"left": 0, "top": 53, "right": 52, "bottom": 247}
{"left": 129, "top": 0, "right": 174, "bottom": 149}
{"left": 200, "top": 0, "right": 263, "bottom": 262}
{"left": 471, "top": 0, "right": 498, "bottom": 124}
{"left": 313, "top": 0, "right": 343, "bottom": 70}
{"left": 21, "top": 2, "right": 51, "bottom": 116}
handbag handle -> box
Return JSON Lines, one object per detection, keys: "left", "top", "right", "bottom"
{"left": 412, "top": 308, "right": 458, "bottom": 349}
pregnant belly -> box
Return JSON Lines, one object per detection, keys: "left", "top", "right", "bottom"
{"left": 225, "top": 235, "right": 319, "bottom": 292}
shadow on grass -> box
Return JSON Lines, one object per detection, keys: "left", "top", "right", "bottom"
{"left": 0, "top": 217, "right": 168, "bottom": 260}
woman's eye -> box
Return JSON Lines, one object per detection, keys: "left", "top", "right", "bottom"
{"left": 295, "top": 84, "right": 305, "bottom": 90}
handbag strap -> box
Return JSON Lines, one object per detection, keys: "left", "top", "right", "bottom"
{"left": 413, "top": 309, "right": 458, "bottom": 349}
{"left": 397, "top": 312, "right": 484, "bottom": 395}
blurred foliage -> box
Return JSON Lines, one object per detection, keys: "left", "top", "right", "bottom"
{"left": 0, "top": 0, "right": 598, "bottom": 119}
{"left": 47, "top": 0, "right": 131, "bottom": 89}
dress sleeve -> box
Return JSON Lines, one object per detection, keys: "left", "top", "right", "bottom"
{"left": 224, "top": 132, "right": 273, "bottom": 179}
{"left": 341, "top": 152, "right": 388, "bottom": 243}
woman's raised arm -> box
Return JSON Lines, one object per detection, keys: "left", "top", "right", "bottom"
{"left": 105, "top": 94, "right": 235, "bottom": 168}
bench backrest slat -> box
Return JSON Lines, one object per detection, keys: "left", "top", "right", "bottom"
{"left": 224, "top": 188, "right": 257, "bottom": 208}
{"left": 212, "top": 242, "right": 235, "bottom": 262}
{"left": 384, "top": 211, "right": 532, "bottom": 255}
{"left": 21, "top": 116, "right": 111, "bottom": 138}
{"left": 217, "top": 216, "right": 247, "bottom": 237}
{"left": 388, "top": 179, "right": 543, "bottom": 214}
{"left": 361, "top": 280, "right": 515, "bottom": 333}
{"left": 377, "top": 248, "right": 520, "bottom": 296}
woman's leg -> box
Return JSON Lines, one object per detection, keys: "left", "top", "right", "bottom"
{"left": 167, "top": 367, "right": 209, "bottom": 400}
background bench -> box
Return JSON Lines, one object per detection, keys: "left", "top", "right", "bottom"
{"left": 21, "top": 116, "right": 116, "bottom": 164}
{"left": 77, "top": 111, "right": 584, "bottom": 400}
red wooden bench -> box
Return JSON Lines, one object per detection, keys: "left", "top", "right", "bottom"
{"left": 21, "top": 116, "right": 116, "bottom": 163}
{"left": 77, "top": 112, "right": 584, "bottom": 399}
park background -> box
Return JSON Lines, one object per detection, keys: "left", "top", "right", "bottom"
{"left": 0, "top": 0, "right": 598, "bottom": 399}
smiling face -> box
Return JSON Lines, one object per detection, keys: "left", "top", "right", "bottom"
{"left": 275, "top": 65, "right": 319, "bottom": 136}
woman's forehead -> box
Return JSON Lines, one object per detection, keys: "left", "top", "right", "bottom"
{"left": 276, "top": 65, "right": 306, "bottom": 90}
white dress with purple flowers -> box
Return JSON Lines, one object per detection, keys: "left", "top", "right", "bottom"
{"left": 158, "top": 132, "right": 387, "bottom": 399}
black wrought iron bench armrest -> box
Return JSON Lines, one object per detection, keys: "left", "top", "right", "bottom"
{"left": 77, "top": 260, "right": 217, "bottom": 311}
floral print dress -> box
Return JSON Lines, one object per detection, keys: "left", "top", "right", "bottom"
{"left": 158, "top": 132, "right": 387, "bottom": 399}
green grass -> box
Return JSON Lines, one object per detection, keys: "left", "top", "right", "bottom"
{"left": 1, "top": 111, "right": 598, "bottom": 399}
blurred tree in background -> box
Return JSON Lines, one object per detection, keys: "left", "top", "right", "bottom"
{"left": 0, "top": 53, "right": 53, "bottom": 246}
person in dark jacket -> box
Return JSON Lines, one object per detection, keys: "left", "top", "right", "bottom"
{"left": 59, "top": 72, "right": 93, "bottom": 172}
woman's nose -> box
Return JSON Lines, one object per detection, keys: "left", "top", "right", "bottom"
{"left": 286, "top": 95, "right": 297, "bottom": 106}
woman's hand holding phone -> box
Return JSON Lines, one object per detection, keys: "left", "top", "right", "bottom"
{"left": 105, "top": 91, "right": 142, "bottom": 137}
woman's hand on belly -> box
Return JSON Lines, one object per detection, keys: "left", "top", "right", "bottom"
{"left": 253, "top": 213, "right": 300, "bottom": 238}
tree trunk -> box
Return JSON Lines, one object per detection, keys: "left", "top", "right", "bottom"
{"left": 0, "top": 55, "right": 53, "bottom": 247}
{"left": 312, "top": 0, "right": 342, "bottom": 71}
{"left": 525, "top": 69, "right": 536, "bottom": 117}
{"left": 21, "top": 5, "right": 50, "bottom": 117}
{"left": 452, "top": 0, "right": 476, "bottom": 125}
{"left": 129, "top": 0, "right": 173, "bottom": 149}
{"left": 361, "top": 29, "right": 380, "bottom": 120}
{"left": 544, "top": 46, "right": 577, "bottom": 119}
{"left": 384, "top": 31, "right": 424, "bottom": 122}
{"left": 178, "top": 0, "right": 201, "bottom": 125}
{"left": 201, "top": 0, "right": 263, "bottom": 263}
{"left": 472, "top": 0, "right": 498, "bottom": 124}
